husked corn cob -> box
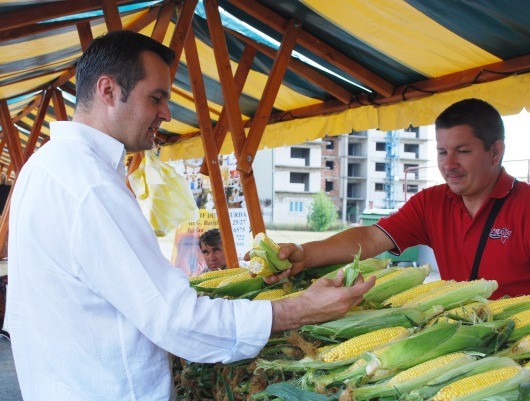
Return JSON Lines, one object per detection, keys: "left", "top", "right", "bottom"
{"left": 363, "top": 264, "right": 431, "bottom": 306}
{"left": 252, "top": 288, "right": 286, "bottom": 301}
{"left": 382, "top": 280, "right": 448, "bottom": 307}
{"left": 320, "top": 326, "right": 410, "bottom": 363}
{"left": 197, "top": 275, "right": 233, "bottom": 289}
{"left": 508, "top": 308, "right": 530, "bottom": 340}
{"left": 217, "top": 270, "right": 253, "bottom": 287}
{"left": 430, "top": 366, "right": 523, "bottom": 401}
{"left": 189, "top": 267, "right": 248, "bottom": 284}
{"left": 402, "top": 279, "right": 497, "bottom": 312}
{"left": 248, "top": 256, "right": 276, "bottom": 277}
{"left": 253, "top": 232, "right": 279, "bottom": 251}
{"left": 387, "top": 353, "right": 466, "bottom": 385}
{"left": 351, "top": 353, "right": 476, "bottom": 401}
{"left": 480, "top": 294, "right": 530, "bottom": 320}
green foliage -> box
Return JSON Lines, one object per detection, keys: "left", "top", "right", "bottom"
{"left": 306, "top": 191, "right": 337, "bottom": 232}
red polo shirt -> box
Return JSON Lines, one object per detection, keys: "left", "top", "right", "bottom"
{"left": 376, "top": 169, "right": 530, "bottom": 299}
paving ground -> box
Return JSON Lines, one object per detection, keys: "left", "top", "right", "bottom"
{"left": 0, "top": 334, "right": 23, "bottom": 401}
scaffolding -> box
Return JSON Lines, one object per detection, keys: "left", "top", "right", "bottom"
{"left": 384, "top": 130, "right": 400, "bottom": 209}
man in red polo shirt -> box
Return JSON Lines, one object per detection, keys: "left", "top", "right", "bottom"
{"left": 266, "top": 98, "right": 530, "bottom": 299}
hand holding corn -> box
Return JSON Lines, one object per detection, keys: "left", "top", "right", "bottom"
{"left": 270, "top": 268, "right": 376, "bottom": 333}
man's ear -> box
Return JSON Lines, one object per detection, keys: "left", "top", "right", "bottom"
{"left": 491, "top": 140, "right": 505, "bottom": 163}
{"left": 96, "top": 75, "right": 116, "bottom": 105}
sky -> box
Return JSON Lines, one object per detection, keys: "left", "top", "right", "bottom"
{"left": 426, "top": 110, "right": 530, "bottom": 184}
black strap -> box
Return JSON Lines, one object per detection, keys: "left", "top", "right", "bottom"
{"left": 468, "top": 182, "right": 516, "bottom": 281}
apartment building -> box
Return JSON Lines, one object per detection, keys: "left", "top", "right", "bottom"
{"left": 253, "top": 126, "right": 430, "bottom": 226}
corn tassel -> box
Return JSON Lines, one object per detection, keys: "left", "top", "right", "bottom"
{"left": 430, "top": 365, "right": 530, "bottom": 401}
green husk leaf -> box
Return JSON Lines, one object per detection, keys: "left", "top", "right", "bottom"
{"left": 344, "top": 246, "right": 361, "bottom": 287}
{"left": 212, "top": 276, "right": 264, "bottom": 297}
{"left": 260, "top": 240, "right": 292, "bottom": 271}
{"left": 256, "top": 382, "right": 333, "bottom": 401}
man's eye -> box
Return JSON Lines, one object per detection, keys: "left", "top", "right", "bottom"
{"left": 151, "top": 97, "right": 161, "bottom": 104}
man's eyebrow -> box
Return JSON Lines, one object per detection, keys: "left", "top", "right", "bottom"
{"left": 153, "top": 89, "right": 170, "bottom": 99}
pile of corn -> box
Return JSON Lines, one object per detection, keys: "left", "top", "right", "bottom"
{"left": 180, "top": 255, "right": 530, "bottom": 401}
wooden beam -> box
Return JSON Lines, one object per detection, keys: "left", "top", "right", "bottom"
{"left": 100, "top": 0, "right": 123, "bottom": 31}
{"left": 184, "top": 26, "right": 240, "bottom": 269}
{"left": 0, "top": 186, "right": 13, "bottom": 259}
{"left": 228, "top": 28, "right": 353, "bottom": 104}
{"left": 24, "top": 90, "right": 53, "bottom": 161}
{"left": 151, "top": 1, "right": 175, "bottom": 43}
{"left": 77, "top": 21, "right": 94, "bottom": 52}
{"left": 0, "top": 100, "right": 24, "bottom": 174}
{"left": 198, "top": 44, "right": 257, "bottom": 176}
{"left": 238, "top": 18, "right": 301, "bottom": 173}
{"left": 51, "top": 89, "right": 68, "bottom": 122}
{"left": 227, "top": 0, "right": 395, "bottom": 97}
{"left": 204, "top": 0, "right": 266, "bottom": 235}
{"left": 0, "top": 0, "right": 132, "bottom": 32}
{"left": 168, "top": 0, "right": 198, "bottom": 80}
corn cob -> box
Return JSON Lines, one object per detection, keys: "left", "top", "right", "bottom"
{"left": 362, "top": 264, "right": 431, "bottom": 307}
{"left": 495, "top": 333, "right": 530, "bottom": 360}
{"left": 401, "top": 279, "right": 498, "bottom": 312}
{"left": 248, "top": 256, "right": 277, "bottom": 277}
{"left": 508, "top": 308, "right": 530, "bottom": 341}
{"left": 410, "top": 356, "right": 519, "bottom": 400}
{"left": 382, "top": 280, "right": 449, "bottom": 307}
{"left": 351, "top": 352, "right": 476, "bottom": 401}
{"left": 479, "top": 294, "right": 530, "bottom": 320}
{"left": 189, "top": 267, "right": 248, "bottom": 284}
{"left": 211, "top": 274, "right": 264, "bottom": 298}
{"left": 250, "top": 232, "right": 291, "bottom": 275}
{"left": 252, "top": 288, "right": 286, "bottom": 301}
{"left": 364, "top": 319, "right": 512, "bottom": 376}
{"left": 430, "top": 365, "right": 530, "bottom": 401}
{"left": 300, "top": 305, "right": 443, "bottom": 339}
{"left": 273, "top": 290, "right": 305, "bottom": 301}
{"left": 320, "top": 326, "right": 410, "bottom": 363}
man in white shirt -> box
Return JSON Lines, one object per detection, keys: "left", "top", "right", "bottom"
{"left": 6, "top": 30, "right": 375, "bottom": 401}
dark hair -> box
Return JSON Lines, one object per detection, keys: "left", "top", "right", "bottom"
{"left": 75, "top": 30, "right": 175, "bottom": 107}
{"left": 199, "top": 228, "right": 222, "bottom": 248}
{"left": 434, "top": 98, "right": 505, "bottom": 150}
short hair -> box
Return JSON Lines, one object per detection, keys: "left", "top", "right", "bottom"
{"left": 199, "top": 228, "right": 222, "bottom": 248}
{"left": 434, "top": 98, "right": 505, "bottom": 150}
{"left": 75, "top": 30, "right": 175, "bottom": 108}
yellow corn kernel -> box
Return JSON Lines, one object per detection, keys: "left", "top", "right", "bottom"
{"left": 511, "top": 309, "right": 530, "bottom": 328}
{"left": 189, "top": 267, "right": 247, "bottom": 283}
{"left": 216, "top": 270, "right": 253, "bottom": 287}
{"left": 274, "top": 290, "right": 305, "bottom": 301}
{"left": 402, "top": 280, "right": 474, "bottom": 308}
{"left": 482, "top": 295, "right": 530, "bottom": 316}
{"left": 253, "top": 232, "right": 280, "bottom": 252}
{"left": 383, "top": 280, "right": 448, "bottom": 307}
{"left": 248, "top": 256, "right": 276, "bottom": 277}
{"left": 197, "top": 275, "right": 232, "bottom": 288}
{"left": 320, "top": 327, "right": 409, "bottom": 363}
{"left": 374, "top": 268, "right": 407, "bottom": 284}
{"left": 252, "top": 289, "right": 286, "bottom": 301}
{"left": 387, "top": 352, "right": 465, "bottom": 385}
{"left": 431, "top": 366, "right": 520, "bottom": 400}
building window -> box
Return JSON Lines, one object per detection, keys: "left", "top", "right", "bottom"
{"left": 289, "top": 201, "right": 303, "bottom": 212}
{"left": 406, "top": 184, "right": 419, "bottom": 193}
{"left": 375, "top": 183, "right": 384, "bottom": 191}
{"left": 404, "top": 163, "right": 419, "bottom": 179}
{"left": 325, "top": 181, "right": 333, "bottom": 192}
{"left": 404, "top": 143, "right": 419, "bottom": 158}
{"left": 326, "top": 140, "right": 334, "bottom": 149}
{"left": 375, "top": 162, "right": 386, "bottom": 172}
{"left": 290, "top": 172, "right": 309, "bottom": 191}
{"left": 290, "top": 147, "right": 310, "bottom": 165}
{"left": 325, "top": 160, "right": 334, "bottom": 170}
{"left": 375, "top": 142, "right": 386, "bottom": 151}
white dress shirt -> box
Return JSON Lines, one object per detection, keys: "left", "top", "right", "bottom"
{"left": 7, "top": 121, "right": 272, "bottom": 401}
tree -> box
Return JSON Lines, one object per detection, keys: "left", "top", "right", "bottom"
{"left": 307, "top": 191, "right": 337, "bottom": 231}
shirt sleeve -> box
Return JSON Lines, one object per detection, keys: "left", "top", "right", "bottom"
{"left": 375, "top": 189, "right": 431, "bottom": 254}
{"left": 70, "top": 181, "right": 272, "bottom": 363}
